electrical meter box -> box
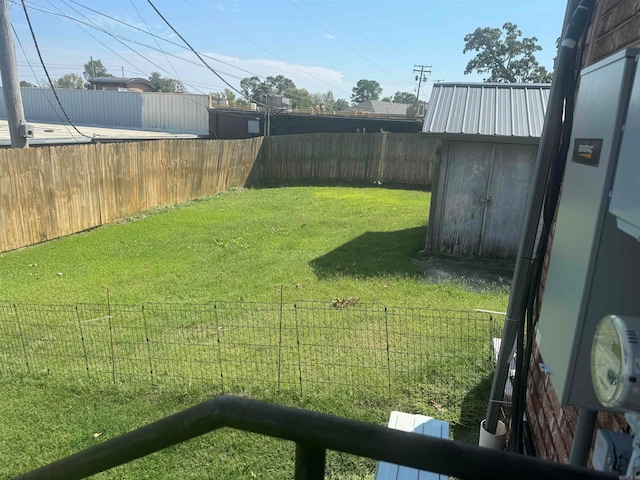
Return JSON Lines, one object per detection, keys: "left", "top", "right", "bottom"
{"left": 537, "top": 48, "right": 640, "bottom": 411}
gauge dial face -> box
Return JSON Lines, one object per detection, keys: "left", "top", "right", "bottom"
{"left": 591, "top": 316, "right": 625, "bottom": 407}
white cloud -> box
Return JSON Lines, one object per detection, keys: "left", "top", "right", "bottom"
{"left": 322, "top": 33, "right": 335, "bottom": 40}
{"left": 214, "top": 2, "right": 226, "bottom": 11}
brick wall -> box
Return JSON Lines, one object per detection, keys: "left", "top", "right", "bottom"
{"left": 526, "top": 0, "right": 640, "bottom": 463}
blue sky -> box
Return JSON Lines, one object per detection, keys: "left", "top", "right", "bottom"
{"left": 8, "top": 0, "right": 567, "bottom": 102}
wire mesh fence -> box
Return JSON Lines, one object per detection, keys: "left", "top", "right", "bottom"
{"left": 0, "top": 301, "right": 503, "bottom": 407}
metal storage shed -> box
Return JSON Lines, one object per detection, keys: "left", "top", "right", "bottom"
{"left": 423, "top": 82, "right": 551, "bottom": 259}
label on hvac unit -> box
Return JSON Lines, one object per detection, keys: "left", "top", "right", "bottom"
{"left": 572, "top": 138, "right": 603, "bottom": 167}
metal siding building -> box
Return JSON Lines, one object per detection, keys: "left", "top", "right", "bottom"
{"left": 423, "top": 82, "right": 551, "bottom": 260}
{"left": 0, "top": 88, "right": 209, "bottom": 134}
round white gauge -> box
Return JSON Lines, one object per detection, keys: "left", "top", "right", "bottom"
{"left": 591, "top": 315, "right": 640, "bottom": 410}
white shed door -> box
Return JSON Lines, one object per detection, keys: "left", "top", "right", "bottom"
{"left": 439, "top": 142, "right": 492, "bottom": 257}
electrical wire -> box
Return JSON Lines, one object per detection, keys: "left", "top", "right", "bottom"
{"left": 144, "top": 0, "right": 268, "bottom": 107}
{"left": 62, "top": 0, "right": 267, "bottom": 80}
{"left": 181, "top": 0, "right": 351, "bottom": 98}
{"left": 19, "top": 0, "right": 90, "bottom": 138}
{"left": 346, "top": 0, "right": 416, "bottom": 63}
{"left": 289, "top": 0, "right": 409, "bottom": 84}
{"left": 128, "top": 0, "right": 181, "bottom": 81}
{"left": 55, "top": 0, "right": 207, "bottom": 97}
{"left": 10, "top": 0, "right": 248, "bottom": 81}
{"left": 11, "top": 23, "right": 78, "bottom": 139}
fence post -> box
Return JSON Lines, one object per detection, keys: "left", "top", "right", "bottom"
{"left": 106, "top": 289, "right": 116, "bottom": 384}
{"left": 142, "top": 305, "right": 153, "bottom": 384}
{"left": 76, "top": 306, "right": 90, "bottom": 376}
{"left": 385, "top": 307, "right": 391, "bottom": 395}
{"left": 13, "top": 304, "right": 30, "bottom": 373}
{"left": 295, "top": 304, "right": 303, "bottom": 397}
{"left": 214, "top": 304, "right": 225, "bottom": 394}
{"left": 277, "top": 285, "right": 283, "bottom": 393}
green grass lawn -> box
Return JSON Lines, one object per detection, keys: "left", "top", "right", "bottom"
{"left": 0, "top": 186, "right": 507, "bottom": 478}
{"left": 0, "top": 186, "right": 507, "bottom": 310}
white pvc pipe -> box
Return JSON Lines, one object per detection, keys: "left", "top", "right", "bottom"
{"left": 479, "top": 419, "right": 507, "bottom": 450}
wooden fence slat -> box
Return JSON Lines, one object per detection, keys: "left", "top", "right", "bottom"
{"left": 1, "top": 134, "right": 434, "bottom": 253}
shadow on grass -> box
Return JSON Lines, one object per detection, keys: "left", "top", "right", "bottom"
{"left": 310, "top": 226, "right": 426, "bottom": 279}
{"left": 452, "top": 374, "right": 494, "bottom": 444}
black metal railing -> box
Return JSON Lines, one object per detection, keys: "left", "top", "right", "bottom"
{"left": 16, "top": 395, "right": 615, "bottom": 480}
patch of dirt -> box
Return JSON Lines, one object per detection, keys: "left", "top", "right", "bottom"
{"left": 414, "top": 255, "right": 514, "bottom": 289}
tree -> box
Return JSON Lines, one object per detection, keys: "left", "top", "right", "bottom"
{"left": 19, "top": 80, "right": 35, "bottom": 88}
{"left": 266, "top": 75, "right": 295, "bottom": 94}
{"left": 381, "top": 96, "right": 392, "bottom": 102}
{"left": 148, "top": 72, "right": 187, "bottom": 93}
{"left": 350, "top": 79, "right": 382, "bottom": 104}
{"left": 463, "top": 22, "right": 553, "bottom": 83}
{"left": 284, "top": 87, "right": 314, "bottom": 109}
{"left": 239, "top": 75, "right": 296, "bottom": 102}
{"left": 54, "top": 73, "right": 84, "bottom": 89}
{"left": 334, "top": 98, "right": 349, "bottom": 111}
{"left": 392, "top": 91, "right": 418, "bottom": 103}
{"left": 83, "top": 59, "right": 111, "bottom": 81}
{"left": 311, "top": 90, "right": 335, "bottom": 110}
{"left": 224, "top": 88, "right": 236, "bottom": 105}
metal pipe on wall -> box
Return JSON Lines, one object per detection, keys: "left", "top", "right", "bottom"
{"left": 570, "top": 408, "right": 598, "bottom": 466}
{"left": 483, "top": 0, "right": 596, "bottom": 436}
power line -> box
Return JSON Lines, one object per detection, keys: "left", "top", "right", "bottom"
{"left": 11, "top": 0, "right": 251, "bottom": 81}
{"left": 181, "top": 0, "right": 351, "bottom": 97}
{"left": 144, "top": 0, "right": 268, "bottom": 107}
{"left": 19, "top": 0, "right": 89, "bottom": 138}
{"left": 128, "top": 0, "right": 181, "bottom": 81}
{"left": 346, "top": 1, "right": 416, "bottom": 64}
{"left": 413, "top": 64, "right": 431, "bottom": 102}
{"left": 11, "top": 23, "right": 78, "bottom": 139}
{"left": 289, "top": 0, "right": 409, "bottom": 84}
{"left": 62, "top": 0, "right": 267, "bottom": 81}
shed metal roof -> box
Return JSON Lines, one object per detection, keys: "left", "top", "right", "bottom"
{"left": 422, "top": 82, "right": 551, "bottom": 138}
{"left": 89, "top": 77, "right": 153, "bottom": 87}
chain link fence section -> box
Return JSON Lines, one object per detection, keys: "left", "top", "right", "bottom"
{"left": 0, "top": 302, "right": 502, "bottom": 406}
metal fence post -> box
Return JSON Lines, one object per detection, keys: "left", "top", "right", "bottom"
{"left": 214, "top": 304, "right": 225, "bottom": 394}
{"left": 106, "top": 290, "right": 116, "bottom": 384}
{"left": 142, "top": 305, "right": 153, "bottom": 384}
{"left": 385, "top": 307, "right": 391, "bottom": 395}
{"left": 13, "top": 304, "right": 29, "bottom": 373}
{"left": 294, "top": 443, "right": 326, "bottom": 480}
{"left": 295, "top": 304, "right": 303, "bottom": 397}
{"left": 76, "top": 306, "right": 90, "bottom": 376}
{"left": 277, "top": 285, "right": 284, "bottom": 393}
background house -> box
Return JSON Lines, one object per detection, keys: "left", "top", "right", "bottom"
{"left": 351, "top": 100, "right": 413, "bottom": 117}
{"left": 422, "top": 82, "right": 550, "bottom": 260}
{"left": 88, "top": 77, "right": 154, "bottom": 92}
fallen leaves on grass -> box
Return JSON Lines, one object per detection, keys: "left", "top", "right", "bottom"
{"left": 331, "top": 297, "right": 360, "bottom": 308}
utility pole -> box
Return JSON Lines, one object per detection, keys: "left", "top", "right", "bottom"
{"left": 0, "top": 0, "right": 28, "bottom": 148}
{"left": 121, "top": 66, "right": 124, "bottom": 77}
{"left": 413, "top": 64, "right": 432, "bottom": 103}
{"left": 90, "top": 55, "right": 96, "bottom": 89}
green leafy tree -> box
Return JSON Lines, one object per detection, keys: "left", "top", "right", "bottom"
{"left": 148, "top": 72, "right": 187, "bottom": 93}
{"left": 285, "top": 87, "right": 314, "bottom": 109}
{"left": 311, "top": 91, "right": 335, "bottom": 110}
{"left": 350, "top": 79, "right": 382, "bottom": 104}
{"left": 392, "top": 91, "right": 418, "bottom": 103}
{"left": 266, "top": 75, "right": 295, "bottom": 94}
{"left": 463, "top": 22, "right": 553, "bottom": 82}
{"left": 334, "top": 98, "right": 349, "bottom": 111}
{"left": 19, "top": 80, "right": 35, "bottom": 88}
{"left": 54, "top": 73, "right": 84, "bottom": 89}
{"left": 240, "top": 75, "right": 296, "bottom": 102}
{"left": 224, "top": 88, "right": 236, "bottom": 105}
{"left": 381, "top": 96, "right": 392, "bottom": 102}
{"left": 83, "top": 58, "right": 112, "bottom": 82}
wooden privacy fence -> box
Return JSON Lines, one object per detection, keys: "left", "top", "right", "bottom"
{"left": 254, "top": 132, "right": 436, "bottom": 185}
{"left": 0, "top": 133, "right": 435, "bottom": 253}
{"left": 0, "top": 138, "right": 264, "bottom": 252}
